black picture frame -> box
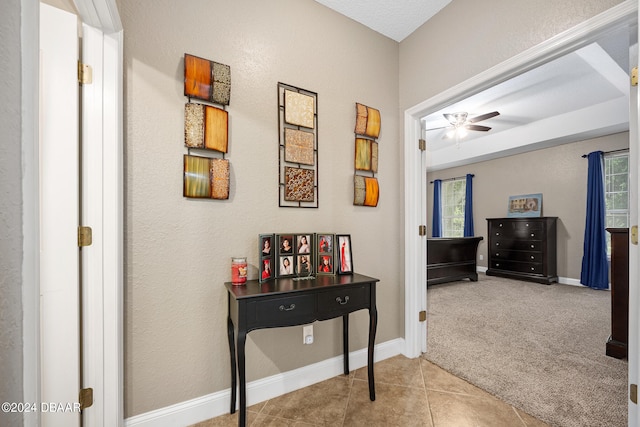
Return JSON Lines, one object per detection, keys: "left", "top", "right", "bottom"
{"left": 336, "top": 234, "right": 353, "bottom": 275}
{"left": 259, "top": 233, "right": 275, "bottom": 283}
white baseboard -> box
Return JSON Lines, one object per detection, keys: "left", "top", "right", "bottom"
{"left": 125, "top": 338, "right": 405, "bottom": 427}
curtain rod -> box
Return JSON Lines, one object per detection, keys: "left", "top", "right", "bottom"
{"left": 429, "top": 174, "right": 474, "bottom": 184}
{"left": 581, "top": 148, "right": 628, "bottom": 158}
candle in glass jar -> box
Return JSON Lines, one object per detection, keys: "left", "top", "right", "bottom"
{"left": 231, "top": 257, "right": 247, "bottom": 285}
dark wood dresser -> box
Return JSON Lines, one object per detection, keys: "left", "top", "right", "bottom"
{"left": 606, "top": 228, "right": 628, "bottom": 359}
{"left": 486, "top": 217, "right": 558, "bottom": 284}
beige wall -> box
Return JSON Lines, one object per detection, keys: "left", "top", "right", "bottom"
{"left": 1, "top": 1, "right": 24, "bottom": 426}
{"left": 119, "top": 0, "right": 401, "bottom": 417}
{"left": 427, "top": 132, "right": 629, "bottom": 280}
{"left": 399, "top": 0, "right": 623, "bottom": 111}
{"left": 120, "top": 0, "right": 626, "bottom": 418}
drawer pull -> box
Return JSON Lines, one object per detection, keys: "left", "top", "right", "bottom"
{"left": 495, "top": 232, "right": 500, "bottom": 236}
{"left": 531, "top": 244, "right": 534, "bottom": 248}
{"left": 336, "top": 296, "right": 350, "bottom": 305}
{"left": 531, "top": 256, "right": 535, "bottom": 260}
{"left": 496, "top": 253, "right": 499, "bottom": 256}
{"left": 530, "top": 233, "right": 535, "bottom": 237}
{"left": 531, "top": 267, "right": 535, "bottom": 271}
{"left": 496, "top": 242, "right": 500, "bottom": 246}
{"left": 496, "top": 263, "right": 500, "bottom": 267}
{"left": 279, "top": 303, "right": 296, "bottom": 312}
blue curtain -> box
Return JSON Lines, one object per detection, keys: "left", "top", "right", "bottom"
{"left": 464, "top": 174, "right": 474, "bottom": 236}
{"left": 580, "top": 151, "right": 609, "bottom": 290}
{"left": 432, "top": 179, "right": 442, "bottom": 237}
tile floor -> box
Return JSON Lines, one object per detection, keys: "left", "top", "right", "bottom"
{"left": 191, "top": 355, "right": 549, "bottom": 427}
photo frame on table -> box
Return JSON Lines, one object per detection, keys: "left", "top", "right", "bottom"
{"left": 336, "top": 234, "right": 353, "bottom": 275}
{"left": 274, "top": 233, "right": 315, "bottom": 278}
{"left": 259, "top": 234, "right": 275, "bottom": 283}
{"left": 316, "top": 233, "right": 335, "bottom": 275}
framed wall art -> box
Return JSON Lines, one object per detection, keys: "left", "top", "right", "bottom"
{"left": 278, "top": 82, "right": 318, "bottom": 208}
{"left": 336, "top": 234, "right": 353, "bottom": 275}
{"left": 184, "top": 53, "right": 231, "bottom": 106}
{"left": 353, "top": 102, "right": 380, "bottom": 207}
{"left": 183, "top": 53, "right": 232, "bottom": 200}
{"left": 507, "top": 193, "right": 543, "bottom": 218}
{"left": 183, "top": 154, "right": 230, "bottom": 199}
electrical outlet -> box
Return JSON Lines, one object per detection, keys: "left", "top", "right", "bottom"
{"left": 479, "top": 254, "right": 484, "bottom": 261}
{"left": 303, "top": 325, "right": 313, "bottom": 344}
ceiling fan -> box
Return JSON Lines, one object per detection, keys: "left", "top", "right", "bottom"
{"left": 425, "top": 111, "right": 500, "bottom": 138}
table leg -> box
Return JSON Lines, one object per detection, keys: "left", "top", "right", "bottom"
{"left": 368, "top": 291, "right": 377, "bottom": 401}
{"left": 227, "top": 315, "right": 236, "bottom": 414}
{"left": 343, "top": 314, "right": 349, "bottom": 375}
{"left": 237, "top": 329, "right": 247, "bottom": 427}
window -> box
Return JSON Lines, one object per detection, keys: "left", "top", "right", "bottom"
{"left": 442, "top": 179, "right": 466, "bottom": 237}
{"left": 604, "top": 152, "right": 629, "bottom": 255}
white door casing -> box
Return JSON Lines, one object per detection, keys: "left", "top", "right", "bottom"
{"left": 39, "top": 4, "right": 80, "bottom": 426}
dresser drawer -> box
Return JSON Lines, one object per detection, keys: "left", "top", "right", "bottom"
{"left": 492, "top": 239, "right": 542, "bottom": 251}
{"left": 490, "top": 260, "right": 543, "bottom": 275}
{"left": 317, "top": 285, "right": 369, "bottom": 318}
{"left": 492, "top": 250, "right": 542, "bottom": 263}
{"left": 247, "top": 294, "right": 316, "bottom": 328}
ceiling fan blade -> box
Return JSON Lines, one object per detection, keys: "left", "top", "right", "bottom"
{"left": 464, "top": 124, "right": 491, "bottom": 132}
{"left": 424, "top": 125, "right": 450, "bottom": 132}
{"left": 468, "top": 111, "right": 500, "bottom": 123}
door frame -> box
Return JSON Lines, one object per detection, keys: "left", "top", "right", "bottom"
{"left": 403, "top": 0, "right": 638, "bottom": 420}
{"left": 22, "top": 0, "right": 123, "bottom": 425}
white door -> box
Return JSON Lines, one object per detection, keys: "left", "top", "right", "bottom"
{"left": 627, "top": 23, "right": 639, "bottom": 425}
{"left": 39, "top": 3, "right": 81, "bottom": 426}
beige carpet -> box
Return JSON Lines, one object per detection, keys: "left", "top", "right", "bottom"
{"left": 424, "top": 274, "right": 628, "bottom": 427}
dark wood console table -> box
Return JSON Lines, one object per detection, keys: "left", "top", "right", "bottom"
{"left": 606, "top": 228, "right": 628, "bottom": 359}
{"left": 225, "top": 273, "right": 379, "bottom": 427}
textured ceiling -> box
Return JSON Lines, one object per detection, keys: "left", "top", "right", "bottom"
{"left": 313, "top": 0, "right": 452, "bottom": 42}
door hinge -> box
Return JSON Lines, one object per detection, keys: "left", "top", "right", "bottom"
{"left": 78, "top": 61, "right": 93, "bottom": 85}
{"left": 632, "top": 225, "right": 638, "bottom": 245}
{"left": 419, "top": 311, "right": 426, "bottom": 322}
{"left": 632, "top": 67, "right": 638, "bottom": 87}
{"left": 78, "top": 226, "right": 93, "bottom": 247}
{"left": 79, "top": 387, "right": 93, "bottom": 410}
{"left": 631, "top": 384, "right": 637, "bottom": 404}
{"left": 418, "top": 139, "right": 426, "bottom": 151}
{"left": 419, "top": 225, "right": 427, "bottom": 236}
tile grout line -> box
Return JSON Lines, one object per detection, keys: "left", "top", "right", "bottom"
{"left": 419, "top": 359, "right": 437, "bottom": 427}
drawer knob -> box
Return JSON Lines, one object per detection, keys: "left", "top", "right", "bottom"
{"left": 279, "top": 303, "right": 296, "bottom": 312}
{"left": 531, "top": 244, "right": 534, "bottom": 248}
{"left": 531, "top": 256, "right": 534, "bottom": 260}
{"left": 496, "top": 242, "right": 500, "bottom": 246}
{"left": 496, "top": 253, "right": 499, "bottom": 256}
{"left": 531, "top": 267, "right": 535, "bottom": 271}
{"left": 496, "top": 263, "right": 500, "bottom": 267}
{"left": 336, "top": 296, "right": 350, "bottom": 305}
{"left": 495, "top": 232, "right": 500, "bottom": 236}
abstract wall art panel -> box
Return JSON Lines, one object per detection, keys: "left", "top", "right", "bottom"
{"left": 371, "top": 141, "right": 379, "bottom": 173}
{"left": 284, "top": 128, "right": 315, "bottom": 165}
{"left": 184, "top": 53, "right": 231, "bottom": 106}
{"left": 184, "top": 103, "right": 228, "bottom": 153}
{"left": 284, "top": 167, "right": 315, "bottom": 202}
{"left": 183, "top": 154, "right": 211, "bottom": 198}
{"left": 354, "top": 102, "right": 381, "bottom": 138}
{"left": 278, "top": 83, "right": 318, "bottom": 208}
{"left": 353, "top": 175, "right": 379, "bottom": 207}
{"left": 183, "top": 155, "right": 230, "bottom": 199}
{"left": 204, "top": 105, "right": 228, "bottom": 153}
{"left": 210, "top": 158, "right": 230, "bottom": 199}
{"left": 184, "top": 103, "right": 205, "bottom": 148}
{"left": 355, "top": 138, "right": 372, "bottom": 171}
{"left": 284, "top": 90, "right": 315, "bottom": 129}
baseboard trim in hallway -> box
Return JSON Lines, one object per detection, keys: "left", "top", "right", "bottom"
{"left": 125, "top": 338, "right": 405, "bottom": 427}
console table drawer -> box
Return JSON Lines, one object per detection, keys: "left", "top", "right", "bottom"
{"left": 317, "top": 285, "right": 369, "bottom": 317}
{"left": 248, "top": 294, "right": 315, "bottom": 328}
{"left": 493, "top": 239, "right": 542, "bottom": 251}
